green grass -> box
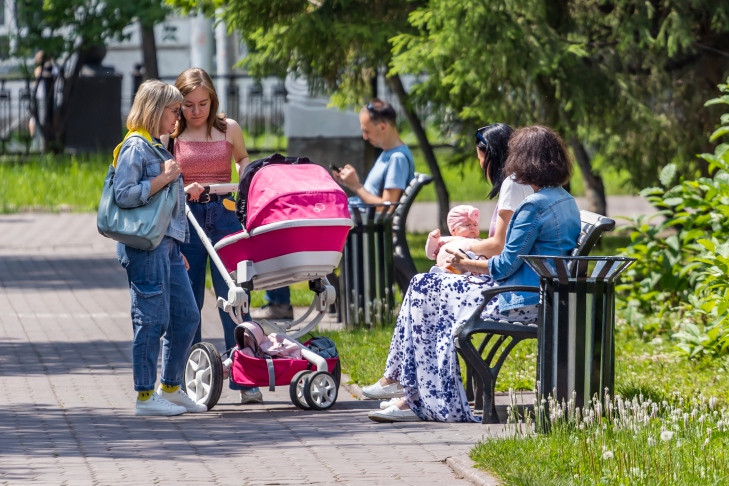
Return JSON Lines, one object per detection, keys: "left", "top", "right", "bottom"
{"left": 471, "top": 391, "right": 729, "bottom": 485}
{"left": 0, "top": 153, "right": 110, "bottom": 213}
{"left": 0, "top": 145, "right": 637, "bottom": 213}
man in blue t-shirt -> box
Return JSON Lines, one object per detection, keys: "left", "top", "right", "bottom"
{"left": 251, "top": 99, "right": 414, "bottom": 322}
{"left": 332, "top": 98, "right": 415, "bottom": 205}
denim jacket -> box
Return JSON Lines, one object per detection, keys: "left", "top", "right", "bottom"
{"left": 112, "top": 136, "right": 188, "bottom": 244}
{"left": 488, "top": 186, "right": 580, "bottom": 311}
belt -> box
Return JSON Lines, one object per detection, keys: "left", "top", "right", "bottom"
{"left": 186, "top": 193, "right": 232, "bottom": 204}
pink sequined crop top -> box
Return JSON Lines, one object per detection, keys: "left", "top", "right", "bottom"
{"left": 174, "top": 139, "right": 234, "bottom": 184}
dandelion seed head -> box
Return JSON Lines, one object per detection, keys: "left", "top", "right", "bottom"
{"left": 660, "top": 430, "right": 674, "bottom": 441}
{"left": 602, "top": 450, "right": 614, "bottom": 460}
{"left": 709, "top": 397, "right": 718, "bottom": 410}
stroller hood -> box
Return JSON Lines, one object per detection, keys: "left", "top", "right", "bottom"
{"left": 236, "top": 154, "right": 350, "bottom": 230}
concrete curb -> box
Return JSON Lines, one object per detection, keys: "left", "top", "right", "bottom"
{"left": 446, "top": 457, "right": 502, "bottom": 486}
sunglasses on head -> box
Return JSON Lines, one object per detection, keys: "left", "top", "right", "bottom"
{"left": 475, "top": 127, "right": 488, "bottom": 147}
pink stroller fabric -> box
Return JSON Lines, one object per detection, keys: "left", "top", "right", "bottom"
{"left": 245, "top": 164, "right": 350, "bottom": 229}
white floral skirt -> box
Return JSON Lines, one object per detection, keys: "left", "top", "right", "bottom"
{"left": 383, "top": 272, "right": 536, "bottom": 422}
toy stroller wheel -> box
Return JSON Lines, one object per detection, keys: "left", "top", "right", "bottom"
{"left": 303, "top": 371, "right": 338, "bottom": 411}
{"left": 184, "top": 342, "right": 223, "bottom": 410}
{"left": 289, "top": 370, "right": 312, "bottom": 410}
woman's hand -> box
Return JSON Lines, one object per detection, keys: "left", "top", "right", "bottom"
{"left": 181, "top": 253, "right": 190, "bottom": 271}
{"left": 163, "top": 158, "right": 182, "bottom": 182}
{"left": 149, "top": 159, "right": 182, "bottom": 197}
{"left": 184, "top": 182, "right": 205, "bottom": 201}
{"left": 444, "top": 248, "right": 489, "bottom": 275}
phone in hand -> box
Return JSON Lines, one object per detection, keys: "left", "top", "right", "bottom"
{"left": 329, "top": 163, "right": 340, "bottom": 172}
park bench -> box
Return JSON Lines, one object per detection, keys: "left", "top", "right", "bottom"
{"left": 338, "top": 172, "right": 432, "bottom": 325}
{"left": 392, "top": 172, "right": 433, "bottom": 292}
{"left": 454, "top": 210, "right": 616, "bottom": 423}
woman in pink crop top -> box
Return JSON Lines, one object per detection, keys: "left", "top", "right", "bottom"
{"left": 163, "top": 68, "right": 263, "bottom": 405}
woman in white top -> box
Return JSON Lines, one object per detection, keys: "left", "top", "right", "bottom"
{"left": 425, "top": 124, "right": 533, "bottom": 264}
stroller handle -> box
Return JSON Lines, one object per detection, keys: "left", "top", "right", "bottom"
{"left": 205, "top": 183, "right": 238, "bottom": 195}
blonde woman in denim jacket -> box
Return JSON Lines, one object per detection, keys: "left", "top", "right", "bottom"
{"left": 114, "top": 80, "right": 207, "bottom": 416}
{"left": 364, "top": 126, "right": 581, "bottom": 423}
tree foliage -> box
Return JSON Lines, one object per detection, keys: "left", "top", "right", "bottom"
{"left": 168, "top": 0, "right": 453, "bottom": 229}
{"left": 390, "top": 0, "right": 729, "bottom": 190}
{"left": 14, "top": 0, "right": 169, "bottom": 153}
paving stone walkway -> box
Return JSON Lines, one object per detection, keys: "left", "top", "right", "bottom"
{"left": 0, "top": 213, "right": 515, "bottom": 486}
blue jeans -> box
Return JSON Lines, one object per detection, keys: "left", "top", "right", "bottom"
{"left": 182, "top": 199, "right": 250, "bottom": 390}
{"left": 117, "top": 237, "right": 200, "bottom": 392}
{"left": 265, "top": 286, "right": 290, "bottom": 305}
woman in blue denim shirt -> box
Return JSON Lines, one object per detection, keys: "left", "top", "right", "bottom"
{"left": 114, "top": 80, "right": 207, "bottom": 416}
{"left": 364, "top": 126, "right": 581, "bottom": 423}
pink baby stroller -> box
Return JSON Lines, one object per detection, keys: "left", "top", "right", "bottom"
{"left": 182, "top": 154, "right": 353, "bottom": 410}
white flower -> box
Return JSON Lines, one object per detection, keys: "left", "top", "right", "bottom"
{"left": 602, "top": 450, "right": 614, "bottom": 460}
{"left": 647, "top": 437, "right": 656, "bottom": 446}
{"left": 660, "top": 430, "right": 674, "bottom": 442}
{"left": 709, "top": 397, "right": 718, "bottom": 410}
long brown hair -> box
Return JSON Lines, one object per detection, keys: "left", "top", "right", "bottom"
{"left": 171, "top": 67, "right": 227, "bottom": 138}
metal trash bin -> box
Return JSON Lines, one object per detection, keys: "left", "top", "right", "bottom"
{"left": 340, "top": 203, "right": 399, "bottom": 327}
{"left": 520, "top": 255, "right": 635, "bottom": 413}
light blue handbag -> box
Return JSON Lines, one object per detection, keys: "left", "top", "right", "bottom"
{"left": 97, "top": 136, "right": 180, "bottom": 250}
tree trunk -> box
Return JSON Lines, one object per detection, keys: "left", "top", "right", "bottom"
{"left": 387, "top": 74, "right": 450, "bottom": 231}
{"left": 140, "top": 23, "right": 159, "bottom": 80}
{"left": 569, "top": 137, "right": 607, "bottom": 216}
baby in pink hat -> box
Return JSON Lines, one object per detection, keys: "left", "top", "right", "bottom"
{"left": 425, "top": 205, "right": 482, "bottom": 273}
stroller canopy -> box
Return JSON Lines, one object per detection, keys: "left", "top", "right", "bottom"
{"left": 236, "top": 153, "right": 350, "bottom": 230}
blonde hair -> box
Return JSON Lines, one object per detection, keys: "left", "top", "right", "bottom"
{"left": 126, "top": 80, "right": 183, "bottom": 136}
{"left": 172, "top": 67, "right": 226, "bottom": 138}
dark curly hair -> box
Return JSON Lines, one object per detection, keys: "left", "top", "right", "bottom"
{"left": 503, "top": 126, "right": 572, "bottom": 188}
{"left": 475, "top": 123, "right": 513, "bottom": 199}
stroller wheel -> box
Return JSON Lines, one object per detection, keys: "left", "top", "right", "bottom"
{"left": 304, "top": 371, "right": 338, "bottom": 411}
{"left": 185, "top": 342, "right": 223, "bottom": 410}
{"left": 290, "top": 370, "right": 312, "bottom": 410}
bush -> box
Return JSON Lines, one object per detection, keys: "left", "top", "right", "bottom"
{"left": 619, "top": 77, "right": 729, "bottom": 356}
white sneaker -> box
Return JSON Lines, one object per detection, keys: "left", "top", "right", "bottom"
{"left": 240, "top": 388, "right": 263, "bottom": 404}
{"left": 135, "top": 392, "right": 187, "bottom": 416}
{"left": 368, "top": 405, "right": 421, "bottom": 423}
{"left": 157, "top": 386, "right": 207, "bottom": 413}
{"left": 380, "top": 397, "right": 402, "bottom": 410}
{"left": 361, "top": 381, "right": 403, "bottom": 399}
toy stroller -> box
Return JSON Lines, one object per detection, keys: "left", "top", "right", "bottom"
{"left": 182, "top": 154, "right": 353, "bottom": 410}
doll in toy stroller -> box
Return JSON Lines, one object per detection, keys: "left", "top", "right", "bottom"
{"left": 182, "top": 154, "right": 353, "bottom": 410}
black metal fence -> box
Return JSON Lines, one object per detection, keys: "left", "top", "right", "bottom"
{"left": 0, "top": 73, "right": 287, "bottom": 156}
{"left": 0, "top": 77, "right": 34, "bottom": 155}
